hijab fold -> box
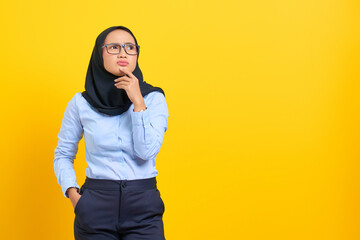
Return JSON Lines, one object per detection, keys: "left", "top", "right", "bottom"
{"left": 82, "top": 26, "right": 165, "bottom": 116}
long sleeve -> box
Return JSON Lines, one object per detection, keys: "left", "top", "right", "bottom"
{"left": 53, "top": 94, "right": 84, "bottom": 198}
{"left": 130, "top": 92, "right": 169, "bottom": 161}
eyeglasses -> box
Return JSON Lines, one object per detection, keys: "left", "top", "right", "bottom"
{"left": 102, "top": 43, "right": 140, "bottom": 55}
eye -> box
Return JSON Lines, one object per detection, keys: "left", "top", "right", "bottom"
{"left": 109, "top": 44, "right": 120, "bottom": 50}
{"left": 126, "top": 44, "right": 135, "bottom": 50}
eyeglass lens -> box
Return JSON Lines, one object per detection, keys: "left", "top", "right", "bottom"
{"left": 106, "top": 44, "right": 138, "bottom": 55}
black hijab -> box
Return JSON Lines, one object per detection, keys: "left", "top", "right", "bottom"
{"left": 82, "top": 26, "right": 165, "bottom": 116}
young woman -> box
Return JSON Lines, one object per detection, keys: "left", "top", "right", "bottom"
{"left": 53, "top": 26, "right": 169, "bottom": 240}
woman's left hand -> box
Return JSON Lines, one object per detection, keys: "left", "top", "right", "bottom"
{"left": 114, "top": 68, "right": 144, "bottom": 106}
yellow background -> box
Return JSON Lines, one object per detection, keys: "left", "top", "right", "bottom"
{"left": 0, "top": 0, "right": 359, "bottom": 239}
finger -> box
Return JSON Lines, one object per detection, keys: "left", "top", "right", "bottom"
{"left": 114, "top": 76, "right": 131, "bottom": 83}
{"left": 119, "top": 68, "right": 135, "bottom": 78}
{"left": 115, "top": 81, "right": 127, "bottom": 86}
{"left": 114, "top": 83, "right": 128, "bottom": 88}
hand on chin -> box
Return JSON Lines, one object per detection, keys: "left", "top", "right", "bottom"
{"left": 118, "top": 67, "right": 127, "bottom": 76}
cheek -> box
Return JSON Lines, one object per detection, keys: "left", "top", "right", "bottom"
{"left": 103, "top": 55, "right": 114, "bottom": 70}
{"left": 130, "top": 57, "right": 137, "bottom": 70}
{"left": 102, "top": 50, "right": 114, "bottom": 67}
{"left": 102, "top": 51, "right": 107, "bottom": 65}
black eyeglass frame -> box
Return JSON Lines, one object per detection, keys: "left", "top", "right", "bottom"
{"left": 101, "top": 43, "right": 140, "bottom": 55}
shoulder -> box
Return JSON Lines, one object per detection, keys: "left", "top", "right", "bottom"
{"left": 66, "top": 92, "right": 81, "bottom": 107}
{"left": 71, "top": 92, "right": 91, "bottom": 108}
{"left": 64, "top": 92, "right": 87, "bottom": 113}
{"left": 74, "top": 92, "right": 83, "bottom": 101}
{"left": 144, "top": 91, "right": 166, "bottom": 105}
{"left": 142, "top": 91, "right": 168, "bottom": 115}
{"left": 66, "top": 92, "right": 82, "bottom": 102}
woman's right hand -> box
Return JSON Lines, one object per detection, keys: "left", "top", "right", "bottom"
{"left": 67, "top": 187, "right": 82, "bottom": 209}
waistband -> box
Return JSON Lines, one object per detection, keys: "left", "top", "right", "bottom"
{"left": 81, "top": 176, "right": 157, "bottom": 192}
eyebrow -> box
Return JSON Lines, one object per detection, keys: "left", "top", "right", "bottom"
{"left": 107, "top": 42, "right": 136, "bottom": 45}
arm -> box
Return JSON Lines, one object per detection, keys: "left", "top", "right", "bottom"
{"left": 53, "top": 93, "right": 84, "bottom": 198}
{"left": 131, "top": 92, "right": 169, "bottom": 161}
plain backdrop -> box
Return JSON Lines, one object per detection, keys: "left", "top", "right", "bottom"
{"left": 0, "top": 0, "right": 359, "bottom": 239}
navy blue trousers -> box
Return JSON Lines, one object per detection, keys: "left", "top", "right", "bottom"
{"left": 74, "top": 177, "right": 165, "bottom": 240}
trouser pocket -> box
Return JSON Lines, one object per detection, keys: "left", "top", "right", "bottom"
{"left": 74, "top": 186, "right": 88, "bottom": 214}
{"left": 123, "top": 187, "right": 165, "bottom": 223}
{"left": 155, "top": 188, "right": 165, "bottom": 213}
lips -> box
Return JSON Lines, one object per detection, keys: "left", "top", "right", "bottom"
{"left": 117, "top": 61, "right": 129, "bottom": 66}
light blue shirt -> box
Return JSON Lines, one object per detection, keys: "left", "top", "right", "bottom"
{"left": 53, "top": 91, "right": 169, "bottom": 198}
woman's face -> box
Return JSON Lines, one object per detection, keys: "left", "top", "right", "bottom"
{"left": 102, "top": 29, "right": 138, "bottom": 76}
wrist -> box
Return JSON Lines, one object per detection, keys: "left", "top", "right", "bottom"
{"left": 133, "top": 100, "right": 147, "bottom": 112}
{"left": 66, "top": 187, "right": 79, "bottom": 198}
{"left": 133, "top": 94, "right": 145, "bottom": 106}
{"left": 133, "top": 106, "right": 147, "bottom": 112}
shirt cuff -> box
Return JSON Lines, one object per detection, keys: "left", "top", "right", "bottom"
{"left": 62, "top": 183, "right": 80, "bottom": 198}
{"left": 131, "top": 107, "right": 150, "bottom": 127}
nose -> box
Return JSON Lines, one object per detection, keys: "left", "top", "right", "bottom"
{"left": 118, "top": 46, "right": 127, "bottom": 58}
